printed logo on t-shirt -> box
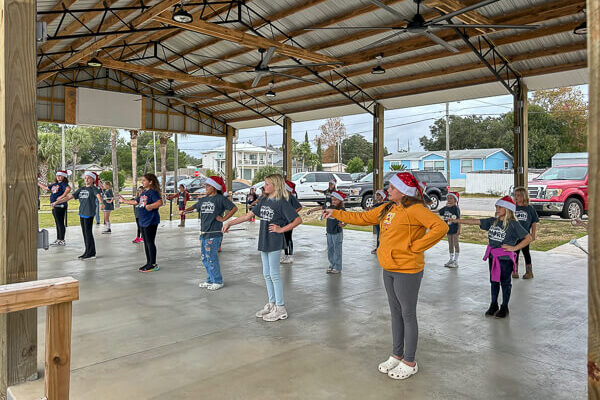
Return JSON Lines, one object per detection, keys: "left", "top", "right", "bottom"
{"left": 443, "top": 211, "right": 456, "bottom": 225}
{"left": 79, "top": 190, "right": 90, "bottom": 199}
{"left": 383, "top": 212, "right": 395, "bottom": 225}
{"left": 138, "top": 195, "right": 148, "bottom": 208}
{"left": 488, "top": 224, "right": 507, "bottom": 242}
{"left": 201, "top": 201, "right": 215, "bottom": 214}
{"left": 51, "top": 185, "right": 59, "bottom": 194}
{"left": 515, "top": 210, "right": 528, "bottom": 221}
{"left": 260, "top": 206, "right": 274, "bottom": 221}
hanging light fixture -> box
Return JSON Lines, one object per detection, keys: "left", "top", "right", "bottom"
{"left": 573, "top": 21, "right": 587, "bottom": 35}
{"left": 172, "top": 4, "right": 193, "bottom": 23}
{"left": 265, "top": 81, "right": 276, "bottom": 98}
{"left": 87, "top": 57, "right": 102, "bottom": 67}
{"left": 371, "top": 53, "right": 385, "bottom": 75}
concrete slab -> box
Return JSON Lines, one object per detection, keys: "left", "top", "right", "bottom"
{"left": 9, "top": 219, "right": 587, "bottom": 399}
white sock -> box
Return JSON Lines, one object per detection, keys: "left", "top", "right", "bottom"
{"left": 449, "top": 253, "right": 454, "bottom": 262}
{"left": 454, "top": 253, "right": 459, "bottom": 262}
{"left": 107, "top": 222, "right": 111, "bottom": 229}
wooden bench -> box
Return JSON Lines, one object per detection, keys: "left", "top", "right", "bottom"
{"left": 0, "top": 277, "right": 79, "bottom": 400}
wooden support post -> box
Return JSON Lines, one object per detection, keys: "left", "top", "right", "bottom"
{"left": 226, "top": 126, "right": 234, "bottom": 194}
{"left": 283, "top": 117, "right": 292, "bottom": 179}
{"left": 0, "top": 0, "right": 39, "bottom": 395}
{"left": 45, "top": 302, "right": 72, "bottom": 400}
{"left": 373, "top": 104, "right": 385, "bottom": 192}
{"left": 513, "top": 83, "right": 528, "bottom": 188}
{"left": 588, "top": 0, "right": 600, "bottom": 397}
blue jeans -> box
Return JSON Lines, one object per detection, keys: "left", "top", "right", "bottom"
{"left": 327, "top": 232, "right": 343, "bottom": 271}
{"left": 260, "top": 251, "right": 284, "bottom": 306}
{"left": 201, "top": 236, "right": 223, "bottom": 284}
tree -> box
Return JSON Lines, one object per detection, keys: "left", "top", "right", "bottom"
{"left": 159, "top": 132, "right": 172, "bottom": 195}
{"left": 37, "top": 132, "right": 61, "bottom": 186}
{"left": 346, "top": 157, "right": 364, "bottom": 173}
{"left": 366, "top": 159, "right": 373, "bottom": 173}
{"left": 252, "top": 165, "right": 282, "bottom": 185}
{"left": 316, "top": 137, "right": 323, "bottom": 171}
{"left": 390, "top": 164, "right": 406, "bottom": 171}
{"left": 341, "top": 134, "right": 373, "bottom": 165}
{"left": 322, "top": 145, "right": 337, "bottom": 163}
{"left": 316, "top": 117, "right": 347, "bottom": 147}
{"left": 99, "top": 171, "right": 126, "bottom": 191}
{"left": 130, "top": 130, "right": 139, "bottom": 195}
{"left": 66, "top": 127, "right": 92, "bottom": 183}
{"left": 110, "top": 129, "right": 120, "bottom": 207}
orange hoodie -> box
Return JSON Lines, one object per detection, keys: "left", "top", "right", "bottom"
{"left": 332, "top": 202, "right": 448, "bottom": 274}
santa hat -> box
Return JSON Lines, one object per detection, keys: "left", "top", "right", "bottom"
{"left": 331, "top": 190, "right": 347, "bottom": 202}
{"left": 206, "top": 176, "right": 226, "bottom": 193}
{"left": 84, "top": 171, "right": 99, "bottom": 186}
{"left": 496, "top": 196, "right": 516, "bottom": 212}
{"left": 285, "top": 180, "right": 296, "bottom": 193}
{"left": 448, "top": 191, "right": 460, "bottom": 203}
{"left": 376, "top": 189, "right": 387, "bottom": 200}
{"left": 56, "top": 170, "right": 68, "bottom": 178}
{"left": 329, "top": 177, "right": 337, "bottom": 186}
{"left": 389, "top": 172, "right": 424, "bottom": 199}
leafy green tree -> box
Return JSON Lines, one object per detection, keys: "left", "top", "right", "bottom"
{"left": 253, "top": 165, "right": 282, "bottom": 185}
{"left": 66, "top": 127, "right": 92, "bottom": 181}
{"left": 99, "top": 171, "right": 126, "bottom": 191}
{"left": 345, "top": 157, "right": 365, "bottom": 173}
{"left": 316, "top": 137, "right": 323, "bottom": 171}
{"left": 38, "top": 132, "right": 62, "bottom": 186}
{"left": 366, "top": 159, "right": 373, "bottom": 173}
{"left": 341, "top": 134, "right": 373, "bottom": 165}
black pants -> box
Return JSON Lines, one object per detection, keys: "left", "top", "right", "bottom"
{"left": 141, "top": 224, "right": 158, "bottom": 265}
{"left": 53, "top": 206, "right": 67, "bottom": 240}
{"left": 284, "top": 229, "right": 293, "bottom": 255}
{"left": 375, "top": 225, "right": 381, "bottom": 248}
{"left": 135, "top": 218, "right": 142, "bottom": 238}
{"left": 80, "top": 217, "right": 96, "bottom": 257}
{"left": 488, "top": 256, "right": 513, "bottom": 307}
{"left": 516, "top": 244, "right": 532, "bottom": 265}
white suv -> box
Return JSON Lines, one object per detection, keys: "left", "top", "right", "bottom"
{"left": 291, "top": 171, "right": 353, "bottom": 201}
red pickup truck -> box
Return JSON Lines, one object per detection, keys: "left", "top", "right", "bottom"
{"left": 528, "top": 164, "right": 588, "bottom": 219}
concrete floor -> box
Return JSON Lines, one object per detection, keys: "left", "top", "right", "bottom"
{"left": 9, "top": 219, "right": 588, "bottom": 399}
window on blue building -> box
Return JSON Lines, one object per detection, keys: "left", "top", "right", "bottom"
{"left": 461, "top": 159, "right": 473, "bottom": 173}
{"left": 424, "top": 160, "right": 444, "bottom": 171}
{"left": 504, "top": 161, "right": 509, "bottom": 170}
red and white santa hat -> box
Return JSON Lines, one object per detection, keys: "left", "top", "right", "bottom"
{"left": 376, "top": 189, "right": 387, "bottom": 200}
{"left": 448, "top": 191, "right": 460, "bottom": 203}
{"left": 56, "top": 170, "right": 68, "bottom": 178}
{"left": 389, "top": 172, "right": 424, "bottom": 199}
{"left": 331, "top": 190, "right": 347, "bottom": 202}
{"left": 84, "top": 171, "right": 99, "bottom": 186}
{"left": 496, "top": 195, "right": 516, "bottom": 212}
{"left": 285, "top": 180, "right": 296, "bottom": 193}
{"left": 329, "top": 177, "right": 337, "bottom": 186}
{"left": 206, "top": 176, "right": 226, "bottom": 193}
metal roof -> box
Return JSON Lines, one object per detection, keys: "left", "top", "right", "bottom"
{"left": 36, "top": 0, "right": 588, "bottom": 133}
{"left": 385, "top": 148, "right": 513, "bottom": 160}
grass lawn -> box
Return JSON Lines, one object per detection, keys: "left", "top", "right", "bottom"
{"left": 39, "top": 197, "right": 586, "bottom": 251}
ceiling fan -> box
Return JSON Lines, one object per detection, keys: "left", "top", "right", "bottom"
{"left": 191, "top": 46, "right": 344, "bottom": 88}
{"left": 307, "top": 0, "right": 539, "bottom": 53}
{"left": 135, "top": 79, "right": 228, "bottom": 106}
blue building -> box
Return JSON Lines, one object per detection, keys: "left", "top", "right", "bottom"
{"left": 384, "top": 148, "right": 513, "bottom": 186}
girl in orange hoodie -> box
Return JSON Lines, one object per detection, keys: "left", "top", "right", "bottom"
{"left": 323, "top": 172, "right": 448, "bottom": 380}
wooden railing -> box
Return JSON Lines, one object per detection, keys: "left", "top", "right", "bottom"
{"left": 0, "top": 277, "right": 79, "bottom": 400}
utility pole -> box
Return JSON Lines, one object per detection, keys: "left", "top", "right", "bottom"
{"left": 397, "top": 138, "right": 400, "bottom": 152}
{"left": 153, "top": 131, "right": 157, "bottom": 175}
{"left": 445, "top": 102, "right": 451, "bottom": 186}
{"left": 61, "top": 124, "right": 66, "bottom": 170}
{"left": 174, "top": 134, "right": 178, "bottom": 193}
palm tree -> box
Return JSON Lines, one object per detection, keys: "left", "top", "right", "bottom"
{"left": 159, "top": 132, "right": 172, "bottom": 195}
{"left": 110, "top": 128, "right": 120, "bottom": 207}
{"left": 38, "top": 132, "right": 61, "bottom": 186}
{"left": 129, "top": 130, "right": 138, "bottom": 195}
{"left": 66, "top": 127, "right": 91, "bottom": 187}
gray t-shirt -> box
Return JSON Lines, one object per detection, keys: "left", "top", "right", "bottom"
{"left": 288, "top": 193, "right": 301, "bottom": 210}
{"left": 480, "top": 217, "right": 529, "bottom": 251}
{"left": 194, "top": 194, "right": 235, "bottom": 239}
{"left": 439, "top": 205, "right": 461, "bottom": 235}
{"left": 515, "top": 205, "right": 539, "bottom": 233}
{"left": 73, "top": 186, "right": 101, "bottom": 218}
{"left": 252, "top": 197, "right": 299, "bottom": 252}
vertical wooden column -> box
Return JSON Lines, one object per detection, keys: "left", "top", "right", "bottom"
{"left": 0, "top": 0, "right": 39, "bottom": 395}
{"left": 225, "top": 125, "right": 234, "bottom": 194}
{"left": 282, "top": 117, "right": 292, "bottom": 178}
{"left": 373, "top": 103, "right": 385, "bottom": 192}
{"left": 513, "top": 83, "right": 528, "bottom": 188}
{"left": 587, "top": 0, "right": 600, "bottom": 397}
{"left": 173, "top": 134, "right": 179, "bottom": 192}
{"left": 44, "top": 302, "right": 72, "bottom": 400}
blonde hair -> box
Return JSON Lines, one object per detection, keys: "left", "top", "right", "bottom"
{"left": 514, "top": 186, "right": 529, "bottom": 206}
{"left": 493, "top": 209, "right": 516, "bottom": 230}
{"left": 265, "top": 174, "right": 289, "bottom": 201}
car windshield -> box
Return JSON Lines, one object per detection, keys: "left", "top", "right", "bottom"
{"left": 336, "top": 173, "right": 353, "bottom": 181}
{"left": 291, "top": 173, "right": 304, "bottom": 181}
{"left": 536, "top": 166, "right": 588, "bottom": 181}
{"left": 232, "top": 182, "right": 250, "bottom": 191}
{"left": 359, "top": 173, "right": 373, "bottom": 182}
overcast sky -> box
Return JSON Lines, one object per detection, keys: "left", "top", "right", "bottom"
{"left": 147, "top": 84, "right": 589, "bottom": 161}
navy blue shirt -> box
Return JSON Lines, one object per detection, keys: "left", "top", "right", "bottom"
{"left": 133, "top": 196, "right": 140, "bottom": 218}
{"left": 439, "top": 205, "right": 461, "bottom": 235}
{"left": 49, "top": 182, "right": 70, "bottom": 207}
{"left": 515, "top": 205, "right": 539, "bottom": 233}
{"left": 137, "top": 189, "right": 161, "bottom": 227}
{"left": 326, "top": 206, "right": 344, "bottom": 235}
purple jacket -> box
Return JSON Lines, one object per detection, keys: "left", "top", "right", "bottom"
{"left": 483, "top": 246, "right": 517, "bottom": 282}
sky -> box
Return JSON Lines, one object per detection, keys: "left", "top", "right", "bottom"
{"left": 132, "top": 84, "right": 589, "bottom": 161}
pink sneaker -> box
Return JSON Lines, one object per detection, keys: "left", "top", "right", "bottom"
{"left": 132, "top": 238, "right": 138, "bottom": 243}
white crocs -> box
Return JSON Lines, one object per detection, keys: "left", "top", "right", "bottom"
{"left": 378, "top": 356, "right": 401, "bottom": 374}
{"left": 388, "top": 361, "right": 418, "bottom": 380}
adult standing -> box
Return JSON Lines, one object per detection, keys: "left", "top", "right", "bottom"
{"left": 38, "top": 170, "right": 71, "bottom": 246}
{"left": 54, "top": 171, "right": 103, "bottom": 259}
{"left": 323, "top": 172, "right": 448, "bottom": 380}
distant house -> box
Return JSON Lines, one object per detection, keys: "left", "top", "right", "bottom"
{"left": 321, "top": 162, "right": 347, "bottom": 172}
{"left": 384, "top": 148, "right": 513, "bottom": 186}
{"left": 273, "top": 159, "right": 315, "bottom": 175}
{"left": 73, "top": 163, "right": 105, "bottom": 177}
{"left": 201, "top": 143, "right": 276, "bottom": 181}
{"left": 551, "top": 152, "right": 588, "bottom": 167}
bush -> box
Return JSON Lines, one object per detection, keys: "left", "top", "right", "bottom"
{"left": 345, "top": 157, "right": 364, "bottom": 173}
{"left": 253, "top": 166, "right": 282, "bottom": 185}
{"left": 390, "top": 164, "right": 406, "bottom": 171}
{"left": 99, "top": 171, "right": 126, "bottom": 191}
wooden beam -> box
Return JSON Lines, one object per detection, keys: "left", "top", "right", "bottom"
{"left": 0, "top": 0, "right": 38, "bottom": 392}
{"left": 225, "top": 126, "right": 234, "bottom": 190}
{"left": 282, "top": 117, "right": 292, "bottom": 179}
{"left": 45, "top": 302, "right": 72, "bottom": 400}
{"left": 153, "top": 15, "right": 340, "bottom": 64}
{"left": 373, "top": 103, "right": 384, "bottom": 192}
{"left": 424, "top": 0, "right": 493, "bottom": 33}
{"left": 64, "top": 87, "right": 76, "bottom": 124}
{"left": 37, "top": 0, "right": 78, "bottom": 25}
{"left": 588, "top": 0, "right": 600, "bottom": 397}
{"left": 0, "top": 277, "right": 78, "bottom": 314}
{"left": 98, "top": 58, "right": 248, "bottom": 90}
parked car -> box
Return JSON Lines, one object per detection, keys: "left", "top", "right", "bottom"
{"left": 527, "top": 164, "right": 588, "bottom": 219}
{"left": 337, "top": 170, "right": 448, "bottom": 210}
{"left": 233, "top": 181, "right": 264, "bottom": 203}
{"left": 291, "top": 171, "right": 354, "bottom": 201}
{"left": 351, "top": 172, "right": 367, "bottom": 182}
{"left": 194, "top": 180, "right": 250, "bottom": 198}
{"left": 165, "top": 175, "right": 192, "bottom": 192}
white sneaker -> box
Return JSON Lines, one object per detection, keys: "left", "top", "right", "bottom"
{"left": 388, "top": 361, "right": 418, "bottom": 380}
{"left": 58, "top": 240, "right": 66, "bottom": 246}
{"left": 449, "top": 261, "right": 459, "bottom": 268}
{"left": 207, "top": 283, "right": 224, "bottom": 291}
{"left": 50, "top": 240, "right": 61, "bottom": 246}
{"left": 329, "top": 269, "right": 340, "bottom": 274}
{"left": 444, "top": 259, "right": 453, "bottom": 267}
{"left": 255, "top": 303, "right": 274, "bottom": 318}
{"left": 280, "top": 253, "right": 286, "bottom": 262}
{"left": 285, "top": 255, "right": 294, "bottom": 263}
{"left": 326, "top": 268, "right": 333, "bottom": 274}
{"left": 263, "top": 305, "right": 288, "bottom": 322}
{"left": 199, "top": 281, "right": 211, "bottom": 288}
{"left": 378, "top": 356, "right": 401, "bottom": 374}
{"left": 281, "top": 255, "right": 291, "bottom": 264}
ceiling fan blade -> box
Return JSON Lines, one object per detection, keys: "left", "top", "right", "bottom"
{"left": 429, "top": 23, "right": 539, "bottom": 30}
{"left": 428, "top": 0, "right": 499, "bottom": 25}
{"left": 304, "top": 26, "right": 394, "bottom": 30}
{"left": 423, "top": 31, "right": 460, "bottom": 53}
{"left": 356, "top": 30, "right": 405, "bottom": 52}
{"left": 252, "top": 71, "right": 267, "bottom": 88}
{"left": 189, "top": 53, "right": 252, "bottom": 68}
{"left": 269, "top": 61, "right": 344, "bottom": 69}
{"left": 364, "top": 0, "right": 405, "bottom": 20}
{"left": 271, "top": 72, "right": 320, "bottom": 84}
{"left": 260, "top": 46, "right": 277, "bottom": 68}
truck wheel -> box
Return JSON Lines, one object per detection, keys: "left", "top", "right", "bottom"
{"left": 561, "top": 198, "right": 583, "bottom": 220}
{"left": 362, "top": 195, "right": 374, "bottom": 210}
{"left": 428, "top": 193, "right": 440, "bottom": 210}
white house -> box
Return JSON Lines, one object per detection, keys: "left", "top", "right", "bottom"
{"left": 201, "top": 143, "right": 276, "bottom": 181}
{"left": 321, "top": 162, "right": 347, "bottom": 172}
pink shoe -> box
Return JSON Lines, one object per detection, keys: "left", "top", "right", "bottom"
{"left": 132, "top": 238, "right": 138, "bottom": 243}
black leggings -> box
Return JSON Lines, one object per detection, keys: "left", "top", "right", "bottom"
{"left": 488, "top": 256, "right": 512, "bottom": 307}
{"left": 80, "top": 217, "right": 96, "bottom": 257}
{"left": 284, "top": 229, "right": 293, "bottom": 255}
{"left": 53, "top": 206, "right": 67, "bottom": 240}
{"left": 516, "top": 245, "right": 532, "bottom": 265}
{"left": 141, "top": 224, "right": 158, "bottom": 265}
{"left": 135, "top": 218, "right": 142, "bottom": 238}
